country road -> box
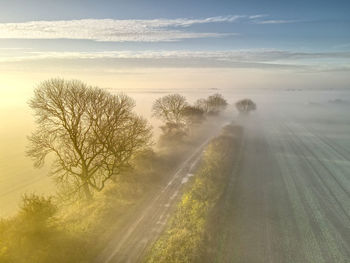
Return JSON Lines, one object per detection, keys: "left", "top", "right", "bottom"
{"left": 96, "top": 123, "right": 226, "bottom": 263}
{"left": 213, "top": 112, "right": 350, "bottom": 263}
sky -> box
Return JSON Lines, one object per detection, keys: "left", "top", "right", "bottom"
{"left": 0, "top": 0, "right": 350, "bottom": 100}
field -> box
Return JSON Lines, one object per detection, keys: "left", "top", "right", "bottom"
{"left": 210, "top": 102, "right": 350, "bottom": 262}
{"left": 0, "top": 88, "right": 349, "bottom": 262}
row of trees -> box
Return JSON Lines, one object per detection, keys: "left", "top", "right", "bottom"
{"left": 1, "top": 78, "right": 256, "bottom": 263}
{"left": 152, "top": 93, "right": 228, "bottom": 138}
{"left": 27, "top": 78, "right": 255, "bottom": 200}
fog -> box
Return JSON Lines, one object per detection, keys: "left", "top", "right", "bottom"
{"left": 1, "top": 85, "right": 349, "bottom": 217}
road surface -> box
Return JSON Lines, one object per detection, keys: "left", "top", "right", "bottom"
{"left": 212, "top": 113, "right": 350, "bottom": 263}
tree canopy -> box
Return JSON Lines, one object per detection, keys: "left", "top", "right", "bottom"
{"left": 235, "top": 99, "right": 257, "bottom": 114}
{"left": 182, "top": 105, "right": 205, "bottom": 126}
{"left": 152, "top": 94, "right": 188, "bottom": 124}
{"left": 195, "top": 93, "right": 227, "bottom": 115}
{"left": 27, "top": 78, "right": 152, "bottom": 199}
{"left": 195, "top": 98, "right": 210, "bottom": 113}
{"left": 206, "top": 93, "right": 228, "bottom": 114}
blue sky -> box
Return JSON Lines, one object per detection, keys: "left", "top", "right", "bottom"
{"left": 0, "top": 0, "right": 349, "bottom": 51}
{"left": 0, "top": 0, "right": 349, "bottom": 91}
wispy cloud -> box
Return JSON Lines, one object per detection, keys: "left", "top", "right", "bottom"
{"left": 2, "top": 49, "right": 349, "bottom": 61}
{"left": 0, "top": 15, "right": 298, "bottom": 42}
{"left": 1, "top": 50, "right": 349, "bottom": 72}
{"left": 253, "top": 19, "right": 300, "bottom": 24}
{"left": 249, "top": 14, "right": 268, "bottom": 19}
{"left": 0, "top": 16, "right": 245, "bottom": 42}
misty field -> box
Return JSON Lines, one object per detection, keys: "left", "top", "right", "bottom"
{"left": 205, "top": 99, "right": 350, "bottom": 262}
{"left": 1, "top": 1, "right": 349, "bottom": 261}
{"left": 1, "top": 88, "right": 349, "bottom": 216}
{"left": 1, "top": 86, "right": 349, "bottom": 263}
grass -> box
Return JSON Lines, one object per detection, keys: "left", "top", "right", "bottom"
{"left": 145, "top": 124, "right": 243, "bottom": 263}
{"left": 0, "top": 123, "right": 218, "bottom": 263}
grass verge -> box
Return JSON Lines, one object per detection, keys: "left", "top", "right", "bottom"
{"left": 145, "top": 124, "right": 243, "bottom": 263}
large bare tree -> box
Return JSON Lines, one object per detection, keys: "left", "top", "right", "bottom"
{"left": 27, "top": 79, "right": 152, "bottom": 199}
{"left": 152, "top": 94, "right": 188, "bottom": 125}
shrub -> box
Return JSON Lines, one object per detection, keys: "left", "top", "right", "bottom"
{"left": 146, "top": 125, "right": 243, "bottom": 263}
{"left": 0, "top": 194, "right": 91, "bottom": 263}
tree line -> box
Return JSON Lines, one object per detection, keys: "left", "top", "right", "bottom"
{"left": 152, "top": 93, "right": 228, "bottom": 142}
{"left": 1, "top": 78, "right": 257, "bottom": 263}
{"left": 26, "top": 79, "right": 241, "bottom": 201}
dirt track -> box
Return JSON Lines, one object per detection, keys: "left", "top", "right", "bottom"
{"left": 213, "top": 114, "right": 350, "bottom": 263}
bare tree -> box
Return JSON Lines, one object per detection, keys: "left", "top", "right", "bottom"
{"left": 27, "top": 78, "right": 152, "bottom": 199}
{"left": 205, "top": 93, "right": 228, "bottom": 114}
{"left": 195, "top": 98, "right": 210, "bottom": 113}
{"left": 235, "top": 99, "right": 257, "bottom": 114}
{"left": 152, "top": 94, "right": 188, "bottom": 125}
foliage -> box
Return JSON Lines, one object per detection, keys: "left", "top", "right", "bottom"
{"left": 0, "top": 194, "right": 91, "bottom": 263}
{"left": 182, "top": 105, "right": 205, "bottom": 126}
{"left": 205, "top": 93, "right": 228, "bottom": 114}
{"left": 235, "top": 98, "right": 257, "bottom": 114}
{"left": 0, "top": 129, "right": 205, "bottom": 263}
{"left": 145, "top": 124, "right": 243, "bottom": 263}
{"left": 154, "top": 93, "right": 227, "bottom": 147}
{"left": 27, "top": 78, "right": 152, "bottom": 199}
{"left": 157, "top": 122, "right": 188, "bottom": 147}
{"left": 195, "top": 93, "right": 228, "bottom": 115}
{"left": 1, "top": 79, "right": 237, "bottom": 263}
{"left": 195, "top": 98, "right": 210, "bottom": 113}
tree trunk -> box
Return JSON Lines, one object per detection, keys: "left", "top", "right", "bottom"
{"left": 83, "top": 182, "right": 93, "bottom": 200}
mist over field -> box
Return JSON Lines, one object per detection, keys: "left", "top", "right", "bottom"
{"left": 1, "top": 86, "right": 349, "bottom": 217}
{"left": 1, "top": 0, "right": 350, "bottom": 262}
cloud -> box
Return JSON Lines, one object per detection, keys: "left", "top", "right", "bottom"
{"left": 249, "top": 14, "right": 268, "bottom": 19}
{"left": 253, "top": 19, "right": 300, "bottom": 24}
{"left": 1, "top": 49, "right": 349, "bottom": 72}
{"left": 2, "top": 49, "right": 350, "bottom": 62}
{"left": 0, "top": 15, "right": 303, "bottom": 42}
{"left": 0, "top": 16, "right": 244, "bottom": 42}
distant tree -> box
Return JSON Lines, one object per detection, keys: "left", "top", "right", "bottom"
{"left": 195, "top": 98, "right": 210, "bottom": 113}
{"left": 205, "top": 93, "right": 228, "bottom": 114}
{"left": 27, "top": 78, "right": 152, "bottom": 199}
{"left": 182, "top": 105, "right": 205, "bottom": 126}
{"left": 235, "top": 99, "right": 257, "bottom": 114}
{"left": 152, "top": 94, "right": 188, "bottom": 125}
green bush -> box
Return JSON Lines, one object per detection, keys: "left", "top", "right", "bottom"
{"left": 146, "top": 124, "right": 243, "bottom": 263}
{"left": 0, "top": 122, "right": 231, "bottom": 262}
{"left": 0, "top": 194, "right": 91, "bottom": 263}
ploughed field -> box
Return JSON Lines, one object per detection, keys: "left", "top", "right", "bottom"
{"left": 212, "top": 107, "right": 350, "bottom": 263}
{"left": 97, "top": 102, "right": 350, "bottom": 263}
